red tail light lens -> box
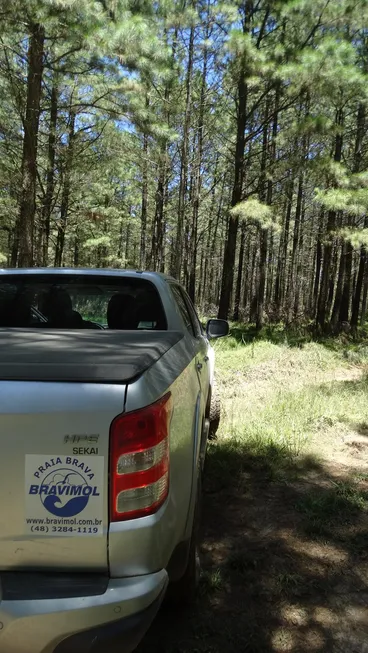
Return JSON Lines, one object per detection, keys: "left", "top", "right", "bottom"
{"left": 110, "top": 393, "right": 172, "bottom": 522}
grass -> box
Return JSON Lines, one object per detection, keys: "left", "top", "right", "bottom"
{"left": 206, "top": 322, "right": 368, "bottom": 531}
{"left": 215, "top": 320, "right": 368, "bottom": 362}
{"left": 275, "top": 572, "right": 303, "bottom": 593}
{"left": 199, "top": 568, "right": 223, "bottom": 595}
{"left": 297, "top": 480, "right": 368, "bottom": 539}
{"left": 202, "top": 323, "right": 368, "bottom": 588}
{"left": 138, "top": 324, "right": 368, "bottom": 653}
{"left": 212, "top": 324, "right": 368, "bottom": 479}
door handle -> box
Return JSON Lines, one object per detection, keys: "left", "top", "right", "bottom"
{"left": 204, "top": 355, "right": 209, "bottom": 362}
{"left": 196, "top": 361, "right": 203, "bottom": 372}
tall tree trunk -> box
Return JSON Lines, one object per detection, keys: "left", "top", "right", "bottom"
{"left": 313, "top": 215, "right": 324, "bottom": 317}
{"left": 274, "top": 175, "right": 294, "bottom": 316}
{"left": 233, "top": 224, "right": 246, "bottom": 321}
{"left": 331, "top": 241, "right": 345, "bottom": 326}
{"left": 339, "top": 241, "right": 352, "bottom": 323}
{"left": 184, "top": 132, "right": 196, "bottom": 290}
{"left": 140, "top": 119, "right": 149, "bottom": 268}
{"left": 41, "top": 81, "right": 58, "bottom": 266}
{"left": 351, "top": 102, "right": 366, "bottom": 329}
{"left": 54, "top": 109, "right": 76, "bottom": 267}
{"left": 125, "top": 221, "right": 131, "bottom": 264}
{"left": 327, "top": 246, "right": 337, "bottom": 315}
{"left": 174, "top": 22, "right": 194, "bottom": 280}
{"left": 337, "top": 102, "right": 365, "bottom": 325}
{"left": 256, "top": 86, "right": 279, "bottom": 330}
{"left": 209, "top": 174, "right": 227, "bottom": 305}
{"left": 243, "top": 238, "right": 251, "bottom": 313}
{"left": 293, "top": 195, "right": 306, "bottom": 319}
{"left": 287, "top": 168, "right": 304, "bottom": 319}
{"left": 306, "top": 212, "right": 317, "bottom": 318}
{"left": 351, "top": 239, "right": 367, "bottom": 329}
{"left": 360, "top": 268, "right": 368, "bottom": 326}
{"left": 74, "top": 231, "right": 79, "bottom": 266}
{"left": 151, "top": 152, "right": 166, "bottom": 271}
{"left": 218, "top": 77, "right": 247, "bottom": 318}
{"left": 266, "top": 231, "right": 274, "bottom": 310}
{"left": 188, "top": 33, "right": 208, "bottom": 302}
{"left": 218, "top": 5, "right": 251, "bottom": 319}
{"left": 255, "top": 98, "right": 268, "bottom": 324}
{"left": 256, "top": 230, "right": 268, "bottom": 329}
{"left": 12, "top": 23, "right": 45, "bottom": 267}
{"left": 316, "top": 107, "right": 344, "bottom": 329}
{"left": 200, "top": 157, "right": 218, "bottom": 306}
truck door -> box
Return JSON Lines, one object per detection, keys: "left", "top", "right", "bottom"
{"left": 169, "top": 285, "right": 209, "bottom": 439}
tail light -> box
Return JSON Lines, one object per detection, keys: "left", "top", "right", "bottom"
{"left": 110, "top": 393, "right": 172, "bottom": 521}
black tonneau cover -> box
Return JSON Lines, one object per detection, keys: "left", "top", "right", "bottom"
{"left": 0, "top": 330, "right": 184, "bottom": 383}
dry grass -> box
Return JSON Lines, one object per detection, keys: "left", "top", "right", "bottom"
{"left": 215, "top": 337, "right": 368, "bottom": 468}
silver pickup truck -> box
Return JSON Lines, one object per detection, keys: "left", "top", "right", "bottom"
{"left": 0, "top": 268, "right": 228, "bottom": 653}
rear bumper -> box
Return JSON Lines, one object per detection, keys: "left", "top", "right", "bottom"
{"left": 0, "top": 570, "right": 168, "bottom": 653}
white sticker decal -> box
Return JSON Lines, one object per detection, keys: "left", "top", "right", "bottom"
{"left": 25, "top": 455, "right": 104, "bottom": 537}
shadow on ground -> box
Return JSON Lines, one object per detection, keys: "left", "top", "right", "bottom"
{"left": 137, "top": 434, "right": 368, "bottom": 653}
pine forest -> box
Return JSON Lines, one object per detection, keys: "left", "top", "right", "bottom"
{"left": 1, "top": 0, "right": 368, "bottom": 332}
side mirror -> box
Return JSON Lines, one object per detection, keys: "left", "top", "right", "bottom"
{"left": 206, "top": 318, "right": 229, "bottom": 339}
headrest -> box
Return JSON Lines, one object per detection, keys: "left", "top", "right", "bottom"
{"left": 107, "top": 293, "right": 136, "bottom": 329}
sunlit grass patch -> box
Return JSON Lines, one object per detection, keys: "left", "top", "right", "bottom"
{"left": 214, "top": 329, "right": 367, "bottom": 459}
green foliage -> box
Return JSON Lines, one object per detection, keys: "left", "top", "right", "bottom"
{"left": 230, "top": 198, "right": 279, "bottom": 231}
{"left": 0, "top": 0, "right": 367, "bottom": 335}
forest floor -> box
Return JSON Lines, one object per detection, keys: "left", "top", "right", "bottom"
{"left": 137, "top": 330, "right": 368, "bottom": 653}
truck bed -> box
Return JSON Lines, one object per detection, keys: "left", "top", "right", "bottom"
{"left": 0, "top": 329, "right": 183, "bottom": 383}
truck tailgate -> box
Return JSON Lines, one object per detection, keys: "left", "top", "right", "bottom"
{"left": 0, "top": 380, "right": 125, "bottom": 571}
{"left": 0, "top": 329, "right": 182, "bottom": 572}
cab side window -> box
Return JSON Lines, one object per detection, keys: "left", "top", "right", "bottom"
{"left": 170, "top": 285, "right": 195, "bottom": 337}
{"left": 180, "top": 290, "right": 202, "bottom": 338}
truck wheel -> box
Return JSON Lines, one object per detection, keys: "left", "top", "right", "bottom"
{"left": 208, "top": 379, "right": 221, "bottom": 440}
{"left": 167, "top": 475, "right": 201, "bottom": 606}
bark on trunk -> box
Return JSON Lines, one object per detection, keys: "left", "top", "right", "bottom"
{"left": 256, "top": 86, "right": 279, "bottom": 330}
{"left": 256, "top": 229, "right": 268, "bottom": 329}
{"left": 339, "top": 241, "right": 352, "bottom": 323}
{"left": 331, "top": 241, "right": 345, "bottom": 326}
{"left": 360, "top": 266, "right": 368, "bottom": 326}
{"left": 41, "top": 82, "right": 58, "bottom": 266}
{"left": 74, "top": 232, "right": 79, "bottom": 266}
{"left": 351, "top": 243, "right": 366, "bottom": 329}
{"left": 151, "top": 156, "right": 166, "bottom": 271}
{"left": 316, "top": 108, "right": 344, "bottom": 329}
{"left": 201, "top": 158, "right": 218, "bottom": 306}
{"left": 13, "top": 23, "right": 45, "bottom": 267}
{"left": 293, "top": 196, "right": 306, "bottom": 319}
{"left": 274, "top": 176, "right": 294, "bottom": 316}
{"left": 209, "top": 174, "right": 227, "bottom": 305}
{"left": 174, "top": 22, "right": 194, "bottom": 280}
{"left": 287, "top": 170, "right": 303, "bottom": 317}
{"left": 350, "top": 103, "right": 366, "bottom": 329}
{"left": 188, "top": 34, "right": 208, "bottom": 303}
{"left": 54, "top": 109, "right": 76, "bottom": 267}
{"left": 140, "top": 118, "right": 149, "bottom": 268}
{"left": 218, "top": 6, "right": 251, "bottom": 319}
{"left": 313, "top": 215, "right": 324, "bottom": 316}
{"left": 233, "top": 224, "right": 246, "bottom": 321}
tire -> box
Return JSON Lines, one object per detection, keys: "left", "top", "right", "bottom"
{"left": 166, "top": 474, "right": 202, "bottom": 606}
{"left": 208, "top": 379, "right": 221, "bottom": 440}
